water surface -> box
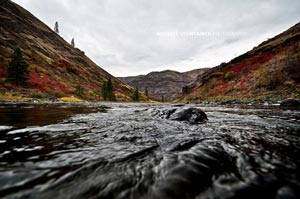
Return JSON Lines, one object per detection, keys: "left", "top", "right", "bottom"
{"left": 0, "top": 103, "right": 299, "bottom": 199}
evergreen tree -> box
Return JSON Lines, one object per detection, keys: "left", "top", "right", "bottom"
{"left": 182, "top": 86, "right": 189, "bottom": 94}
{"left": 145, "top": 87, "right": 148, "bottom": 97}
{"left": 108, "top": 92, "right": 116, "bottom": 101}
{"left": 101, "top": 78, "right": 116, "bottom": 101}
{"left": 107, "top": 78, "right": 113, "bottom": 93}
{"left": 7, "top": 48, "right": 29, "bottom": 86}
{"left": 74, "top": 84, "right": 84, "bottom": 97}
{"left": 101, "top": 81, "right": 108, "bottom": 100}
{"left": 132, "top": 87, "right": 139, "bottom": 101}
{"left": 54, "top": 22, "right": 59, "bottom": 34}
{"left": 107, "top": 78, "right": 116, "bottom": 101}
{"left": 71, "top": 38, "right": 75, "bottom": 47}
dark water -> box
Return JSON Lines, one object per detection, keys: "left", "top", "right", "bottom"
{"left": 0, "top": 103, "right": 299, "bottom": 199}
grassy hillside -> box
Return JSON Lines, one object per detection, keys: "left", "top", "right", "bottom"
{"left": 179, "top": 22, "right": 300, "bottom": 103}
{"left": 0, "top": 0, "right": 134, "bottom": 101}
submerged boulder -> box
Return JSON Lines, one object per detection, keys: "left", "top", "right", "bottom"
{"left": 280, "top": 99, "right": 300, "bottom": 107}
{"left": 169, "top": 107, "right": 208, "bottom": 124}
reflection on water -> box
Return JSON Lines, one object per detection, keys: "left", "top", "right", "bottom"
{"left": 0, "top": 103, "right": 106, "bottom": 127}
{"left": 0, "top": 103, "right": 299, "bottom": 199}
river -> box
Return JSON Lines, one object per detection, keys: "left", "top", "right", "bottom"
{"left": 0, "top": 103, "right": 299, "bottom": 199}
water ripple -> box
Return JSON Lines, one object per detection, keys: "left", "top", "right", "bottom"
{"left": 0, "top": 103, "right": 299, "bottom": 199}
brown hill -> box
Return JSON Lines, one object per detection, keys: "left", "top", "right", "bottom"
{"left": 183, "top": 68, "right": 209, "bottom": 79}
{"left": 179, "top": 22, "right": 300, "bottom": 103}
{"left": 0, "top": 0, "right": 133, "bottom": 101}
{"left": 120, "top": 68, "right": 208, "bottom": 101}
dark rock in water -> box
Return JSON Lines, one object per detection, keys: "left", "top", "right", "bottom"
{"left": 165, "top": 108, "right": 177, "bottom": 119}
{"left": 169, "top": 107, "right": 208, "bottom": 124}
{"left": 151, "top": 107, "right": 208, "bottom": 124}
{"left": 172, "top": 104, "right": 185, "bottom": 107}
{"left": 280, "top": 99, "right": 300, "bottom": 107}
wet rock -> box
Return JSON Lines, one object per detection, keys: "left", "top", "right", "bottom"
{"left": 169, "top": 139, "right": 199, "bottom": 152}
{"left": 169, "top": 107, "right": 208, "bottom": 124}
{"left": 276, "top": 186, "right": 299, "bottom": 199}
{"left": 150, "top": 107, "right": 208, "bottom": 124}
{"left": 280, "top": 99, "right": 300, "bottom": 107}
{"left": 150, "top": 108, "right": 176, "bottom": 119}
{"left": 172, "top": 104, "right": 185, "bottom": 107}
{"left": 219, "top": 100, "right": 241, "bottom": 105}
{"left": 165, "top": 109, "right": 177, "bottom": 119}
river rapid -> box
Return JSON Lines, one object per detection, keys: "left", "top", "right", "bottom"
{"left": 0, "top": 103, "right": 299, "bottom": 199}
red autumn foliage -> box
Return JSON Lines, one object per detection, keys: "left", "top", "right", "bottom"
{"left": 113, "top": 89, "right": 119, "bottom": 94}
{"left": 0, "top": 65, "right": 7, "bottom": 77}
{"left": 229, "top": 52, "right": 275, "bottom": 73}
{"left": 59, "top": 59, "right": 71, "bottom": 67}
{"left": 190, "top": 88, "right": 199, "bottom": 95}
{"left": 67, "top": 65, "right": 84, "bottom": 76}
{"left": 211, "top": 81, "right": 229, "bottom": 95}
{"left": 81, "top": 83, "right": 97, "bottom": 90}
{"left": 27, "top": 71, "right": 70, "bottom": 93}
{"left": 52, "top": 59, "right": 70, "bottom": 69}
{"left": 239, "top": 77, "right": 248, "bottom": 86}
{"left": 230, "top": 63, "right": 247, "bottom": 73}
{"left": 53, "top": 59, "right": 84, "bottom": 76}
{"left": 257, "top": 52, "right": 274, "bottom": 64}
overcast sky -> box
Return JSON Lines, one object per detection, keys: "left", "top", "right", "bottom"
{"left": 13, "top": 0, "right": 300, "bottom": 77}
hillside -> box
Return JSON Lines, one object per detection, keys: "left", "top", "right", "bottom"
{"left": 179, "top": 22, "right": 300, "bottom": 103}
{"left": 120, "top": 68, "right": 208, "bottom": 101}
{"left": 183, "top": 68, "right": 209, "bottom": 79}
{"left": 0, "top": 0, "right": 134, "bottom": 101}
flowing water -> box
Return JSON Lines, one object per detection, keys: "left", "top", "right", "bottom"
{"left": 0, "top": 103, "right": 299, "bottom": 199}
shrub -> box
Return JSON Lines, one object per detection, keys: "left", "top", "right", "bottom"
{"left": 182, "top": 86, "right": 189, "bottom": 94}
{"left": 224, "top": 71, "right": 236, "bottom": 80}
{"left": 0, "top": 46, "right": 12, "bottom": 58}
{"left": 55, "top": 92, "right": 64, "bottom": 98}
{"left": 30, "top": 91, "right": 48, "bottom": 99}
{"left": 258, "top": 71, "right": 286, "bottom": 90}
{"left": 59, "top": 96, "right": 83, "bottom": 102}
{"left": 284, "top": 58, "right": 300, "bottom": 83}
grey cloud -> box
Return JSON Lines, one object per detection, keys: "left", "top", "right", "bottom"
{"left": 13, "top": 0, "right": 300, "bottom": 76}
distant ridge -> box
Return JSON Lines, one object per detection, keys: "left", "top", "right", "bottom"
{"left": 119, "top": 68, "right": 208, "bottom": 101}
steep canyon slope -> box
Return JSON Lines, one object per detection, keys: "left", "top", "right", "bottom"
{"left": 0, "top": 0, "right": 133, "bottom": 101}
{"left": 179, "top": 23, "right": 300, "bottom": 103}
